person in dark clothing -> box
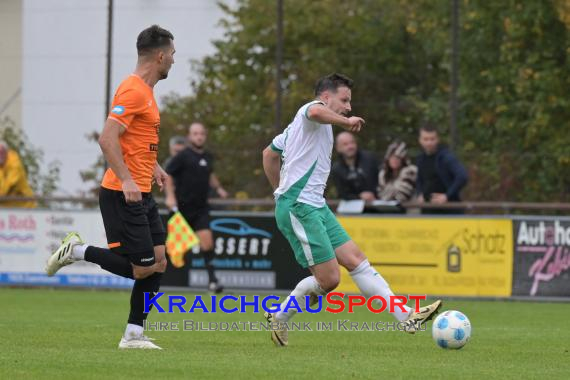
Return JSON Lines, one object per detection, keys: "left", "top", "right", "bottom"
{"left": 165, "top": 122, "right": 228, "bottom": 293}
{"left": 162, "top": 135, "right": 187, "bottom": 169}
{"left": 416, "top": 123, "right": 468, "bottom": 214}
{"left": 331, "top": 131, "right": 378, "bottom": 201}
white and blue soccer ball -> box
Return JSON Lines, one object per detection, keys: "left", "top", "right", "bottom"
{"left": 432, "top": 310, "right": 471, "bottom": 349}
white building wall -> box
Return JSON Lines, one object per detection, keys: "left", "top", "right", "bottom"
{"left": 0, "top": 0, "right": 23, "bottom": 129}
{"left": 22, "top": 0, "right": 234, "bottom": 195}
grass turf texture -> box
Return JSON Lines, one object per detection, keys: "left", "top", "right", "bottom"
{"left": 0, "top": 288, "right": 569, "bottom": 379}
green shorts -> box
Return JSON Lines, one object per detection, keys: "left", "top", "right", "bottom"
{"left": 275, "top": 196, "right": 351, "bottom": 268}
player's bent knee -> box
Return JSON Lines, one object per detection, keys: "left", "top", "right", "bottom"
{"left": 338, "top": 251, "right": 366, "bottom": 272}
{"left": 315, "top": 272, "right": 340, "bottom": 292}
{"left": 132, "top": 266, "right": 154, "bottom": 280}
{"left": 324, "top": 276, "right": 340, "bottom": 292}
{"left": 320, "top": 280, "right": 339, "bottom": 293}
{"left": 133, "top": 271, "right": 151, "bottom": 280}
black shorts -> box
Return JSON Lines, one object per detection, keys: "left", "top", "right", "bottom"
{"left": 180, "top": 206, "right": 211, "bottom": 232}
{"left": 99, "top": 187, "right": 166, "bottom": 267}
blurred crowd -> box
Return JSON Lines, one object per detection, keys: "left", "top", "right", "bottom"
{"left": 331, "top": 123, "right": 468, "bottom": 214}
{"left": 1, "top": 122, "right": 468, "bottom": 214}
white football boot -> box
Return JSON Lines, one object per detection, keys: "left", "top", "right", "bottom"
{"left": 403, "top": 299, "right": 442, "bottom": 334}
{"left": 45, "top": 232, "right": 84, "bottom": 276}
{"left": 118, "top": 335, "right": 162, "bottom": 350}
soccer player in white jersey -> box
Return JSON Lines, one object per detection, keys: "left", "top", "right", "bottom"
{"left": 262, "top": 73, "right": 442, "bottom": 347}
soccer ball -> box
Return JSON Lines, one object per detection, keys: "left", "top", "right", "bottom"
{"left": 432, "top": 310, "right": 471, "bottom": 349}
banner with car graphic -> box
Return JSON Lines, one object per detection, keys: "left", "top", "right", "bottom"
{"left": 161, "top": 212, "right": 309, "bottom": 290}
{"left": 5, "top": 209, "right": 570, "bottom": 297}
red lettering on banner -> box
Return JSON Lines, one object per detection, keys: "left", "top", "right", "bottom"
{"left": 347, "top": 295, "right": 366, "bottom": 312}
{"left": 408, "top": 295, "right": 427, "bottom": 312}
{"left": 9, "top": 215, "right": 36, "bottom": 230}
{"left": 325, "top": 292, "right": 345, "bottom": 313}
{"left": 389, "top": 295, "right": 408, "bottom": 313}
{"left": 324, "top": 293, "right": 429, "bottom": 314}
{"left": 367, "top": 296, "right": 387, "bottom": 313}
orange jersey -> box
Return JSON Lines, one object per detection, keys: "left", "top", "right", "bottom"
{"left": 101, "top": 74, "right": 160, "bottom": 193}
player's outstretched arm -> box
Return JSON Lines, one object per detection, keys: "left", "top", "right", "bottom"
{"left": 99, "top": 118, "right": 141, "bottom": 202}
{"left": 262, "top": 146, "right": 281, "bottom": 191}
{"left": 306, "top": 104, "right": 365, "bottom": 132}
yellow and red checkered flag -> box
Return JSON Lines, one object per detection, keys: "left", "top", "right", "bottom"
{"left": 166, "top": 211, "right": 200, "bottom": 268}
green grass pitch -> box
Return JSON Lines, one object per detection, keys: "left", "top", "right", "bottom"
{"left": 0, "top": 288, "right": 569, "bottom": 379}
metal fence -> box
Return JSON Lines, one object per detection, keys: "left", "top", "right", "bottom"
{"left": 1, "top": 196, "right": 569, "bottom": 215}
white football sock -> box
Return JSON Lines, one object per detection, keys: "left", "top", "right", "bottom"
{"left": 71, "top": 244, "right": 88, "bottom": 260}
{"left": 349, "top": 260, "right": 411, "bottom": 321}
{"left": 275, "top": 276, "right": 326, "bottom": 322}
{"left": 124, "top": 323, "right": 144, "bottom": 340}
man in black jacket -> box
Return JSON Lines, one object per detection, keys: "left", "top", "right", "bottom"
{"left": 416, "top": 124, "right": 468, "bottom": 214}
{"left": 331, "top": 132, "right": 378, "bottom": 201}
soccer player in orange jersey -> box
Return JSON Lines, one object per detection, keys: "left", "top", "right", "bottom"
{"left": 45, "top": 25, "right": 175, "bottom": 349}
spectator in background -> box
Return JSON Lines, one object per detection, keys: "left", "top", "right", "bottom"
{"left": 378, "top": 140, "right": 417, "bottom": 203}
{"left": 416, "top": 123, "right": 468, "bottom": 214}
{"left": 331, "top": 131, "right": 378, "bottom": 201}
{"left": 165, "top": 122, "right": 228, "bottom": 293}
{"left": 0, "top": 141, "right": 36, "bottom": 208}
{"left": 162, "top": 135, "right": 187, "bottom": 168}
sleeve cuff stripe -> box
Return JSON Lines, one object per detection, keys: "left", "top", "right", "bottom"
{"left": 107, "top": 116, "right": 129, "bottom": 129}
{"left": 270, "top": 143, "right": 283, "bottom": 153}
{"left": 304, "top": 101, "right": 325, "bottom": 120}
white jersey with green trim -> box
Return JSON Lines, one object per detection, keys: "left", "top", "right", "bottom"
{"left": 272, "top": 100, "right": 333, "bottom": 208}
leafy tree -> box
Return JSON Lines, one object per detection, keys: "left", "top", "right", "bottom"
{"left": 457, "top": 0, "right": 570, "bottom": 201}
{"left": 154, "top": 0, "right": 570, "bottom": 201}
{"left": 160, "top": 0, "right": 449, "bottom": 198}
{"left": 79, "top": 131, "right": 106, "bottom": 197}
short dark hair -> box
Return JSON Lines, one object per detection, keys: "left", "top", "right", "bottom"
{"left": 314, "top": 73, "right": 354, "bottom": 96}
{"left": 169, "top": 136, "right": 186, "bottom": 147}
{"left": 419, "top": 121, "right": 438, "bottom": 134}
{"left": 136, "top": 25, "right": 174, "bottom": 57}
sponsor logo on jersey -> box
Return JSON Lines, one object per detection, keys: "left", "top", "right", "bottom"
{"left": 111, "top": 105, "right": 125, "bottom": 115}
